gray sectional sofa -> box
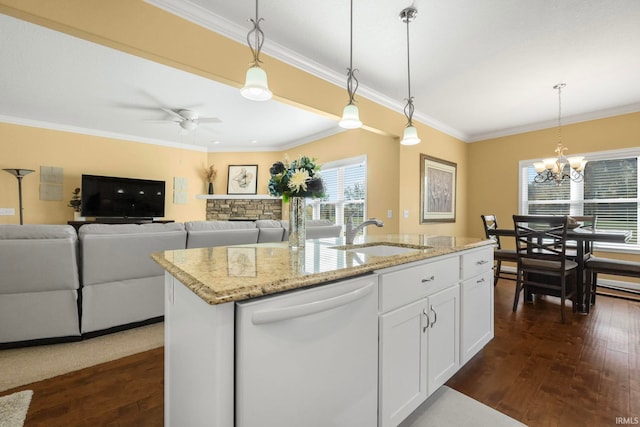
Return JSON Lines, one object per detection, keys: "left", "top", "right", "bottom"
{"left": 0, "top": 219, "right": 342, "bottom": 348}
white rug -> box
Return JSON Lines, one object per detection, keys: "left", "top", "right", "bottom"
{"left": 0, "top": 390, "right": 32, "bottom": 427}
{"left": 0, "top": 322, "right": 164, "bottom": 392}
{"left": 399, "top": 386, "right": 527, "bottom": 427}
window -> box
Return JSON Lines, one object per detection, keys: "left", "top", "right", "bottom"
{"left": 307, "top": 155, "right": 367, "bottom": 235}
{"left": 519, "top": 148, "right": 639, "bottom": 250}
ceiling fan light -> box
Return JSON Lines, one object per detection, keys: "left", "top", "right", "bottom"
{"left": 241, "top": 66, "right": 272, "bottom": 101}
{"left": 401, "top": 125, "right": 421, "bottom": 145}
{"left": 339, "top": 104, "right": 362, "bottom": 129}
{"left": 180, "top": 120, "right": 197, "bottom": 131}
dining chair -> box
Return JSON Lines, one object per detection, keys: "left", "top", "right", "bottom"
{"left": 585, "top": 257, "right": 640, "bottom": 312}
{"left": 512, "top": 215, "right": 579, "bottom": 323}
{"left": 480, "top": 214, "right": 518, "bottom": 286}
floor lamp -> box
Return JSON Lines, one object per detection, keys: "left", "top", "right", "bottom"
{"left": 3, "top": 168, "right": 35, "bottom": 225}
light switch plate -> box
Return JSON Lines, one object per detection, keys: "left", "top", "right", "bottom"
{"left": 387, "top": 209, "right": 393, "bottom": 218}
{"left": 0, "top": 208, "right": 15, "bottom": 216}
{"left": 403, "top": 210, "right": 409, "bottom": 218}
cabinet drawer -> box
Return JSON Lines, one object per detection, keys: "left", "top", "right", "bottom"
{"left": 461, "top": 247, "right": 494, "bottom": 280}
{"left": 379, "top": 256, "right": 459, "bottom": 313}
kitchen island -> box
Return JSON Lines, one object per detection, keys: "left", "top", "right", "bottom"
{"left": 152, "top": 234, "right": 495, "bottom": 427}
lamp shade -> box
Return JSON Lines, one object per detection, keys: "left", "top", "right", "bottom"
{"left": 339, "top": 104, "right": 362, "bottom": 129}
{"left": 401, "top": 125, "right": 421, "bottom": 145}
{"left": 240, "top": 66, "right": 272, "bottom": 101}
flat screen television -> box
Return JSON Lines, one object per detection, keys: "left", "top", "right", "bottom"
{"left": 81, "top": 174, "right": 166, "bottom": 219}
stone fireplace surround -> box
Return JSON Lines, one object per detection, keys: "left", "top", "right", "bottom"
{"left": 197, "top": 195, "right": 282, "bottom": 221}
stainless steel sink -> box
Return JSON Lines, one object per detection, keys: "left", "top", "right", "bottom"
{"left": 334, "top": 243, "right": 426, "bottom": 257}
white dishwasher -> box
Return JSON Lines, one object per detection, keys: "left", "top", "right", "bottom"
{"left": 235, "top": 274, "right": 379, "bottom": 427}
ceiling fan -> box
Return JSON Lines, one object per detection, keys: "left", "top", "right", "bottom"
{"left": 159, "top": 108, "right": 221, "bottom": 131}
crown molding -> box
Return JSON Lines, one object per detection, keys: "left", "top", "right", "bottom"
{"left": 144, "top": 0, "right": 468, "bottom": 142}
{"left": 467, "top": 103, "right": 640, "bottom": 143}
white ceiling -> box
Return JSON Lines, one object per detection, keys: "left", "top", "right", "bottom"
{"left": 2, "top": 0, "right": 640, "bottom": 152}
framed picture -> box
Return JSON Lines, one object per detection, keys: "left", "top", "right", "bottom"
{"left": 227, "top": 164, "right": 258, "bottom": 195}
{"left": 227, "top": 247, "right": 257, "bottom": 277}
{"left": 420, "top": 154, "right": 457, "bottom": 223}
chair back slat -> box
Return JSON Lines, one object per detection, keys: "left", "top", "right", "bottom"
{"left": 481, "top": 214, "right": 502, "bottom": 248}
{"left": 513, "top": 215, "right": 570, "bottom": 273}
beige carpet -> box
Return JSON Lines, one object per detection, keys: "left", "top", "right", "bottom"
{"left": 0, "top": 390, "right": 32, "bottom": 427}
{"left": 399, "top": 386, "right": 527, "bottom": 427}
{"left": 0, "top": 323, "right": 164, "bottom": 392}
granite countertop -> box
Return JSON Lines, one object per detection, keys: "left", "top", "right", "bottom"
{"left": 152, "top": 234, "right": 494, "bottom": 305}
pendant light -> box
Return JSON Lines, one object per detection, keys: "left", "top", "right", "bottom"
{"left": 399, "top": 7, "right": 420, "bottom": 145}
{"left": 240, "top": 0, "right": 272, "bottom": 101}
{"left": 338, "top": 0, "right": 362, "bottom": 129}
{"left": 532, "top": 83, "right": 587, "bottom": 185}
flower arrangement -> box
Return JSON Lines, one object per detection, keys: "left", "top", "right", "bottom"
{"left": 204, "top": 164, "right": 217, "bottom": 183}
{"left": 268, "top": 155, "right": 326, "bottom": 202}
{"left": 68, "top": 187, "right": 81, "bottom": 212}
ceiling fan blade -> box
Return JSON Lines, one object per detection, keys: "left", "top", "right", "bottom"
{"left": 196, "top": 117, "right": 222, "bottom": 124}
{"left": 161, "top": 108, "right": 186, "bottom": 120}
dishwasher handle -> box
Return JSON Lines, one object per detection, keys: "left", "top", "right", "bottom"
{"left": 252, "top": 281, "right": 375, "bottom": 325}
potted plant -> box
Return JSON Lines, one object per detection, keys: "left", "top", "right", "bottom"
{"left": 68, "top": 187, "right": 84, "bottom": 220}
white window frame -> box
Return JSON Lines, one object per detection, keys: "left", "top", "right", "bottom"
{"left": 308, "top": 154, "right": 367, "bottom": 230}
{"left": 518, "top": 147, "right": 640, "bottom": 254}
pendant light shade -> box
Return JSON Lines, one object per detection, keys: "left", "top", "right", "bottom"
{"left": 241, "top": 0, "right": 272, "bottom": 102}
{"left": 339, "top": 0, "right": 362, "bottom": 129}
{"left": 339, "top": 104, "right": 362, "bottom": 129}
{"left": 241, "top": 66, "right": 272, "bottom": 101}
{"left": 401, "top": 125, "right": 420, "bottom": 146}
{"left": 399, "top": 7, "right": 420, "bottom": 145}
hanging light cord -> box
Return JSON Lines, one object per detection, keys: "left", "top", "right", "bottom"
{"left": 402, "top": 9, "right": 416, "bottom": 127}
{"left": 556, "top": 83, "right": 563, "bottom": 145}
{"left": 345, "top": 0, "right": 359, "bottom": 105}
{"left": 246, "top": 0, "right": 265, "bottom": 67}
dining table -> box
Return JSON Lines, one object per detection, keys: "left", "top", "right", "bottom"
{"left": 487, "top": 226, "right": 632, "bottom": 313}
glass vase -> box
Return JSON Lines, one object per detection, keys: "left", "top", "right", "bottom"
{"left": 288, "top": 197, "right": 306, "bottom": 248}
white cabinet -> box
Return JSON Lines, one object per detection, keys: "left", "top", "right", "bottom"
{"left": 426, "top": 284, "right": 460, "bottom": 395}
{"left": 460, "top": 247, "right": 494, "bottom": 365}
{"left": 378, "top": 255, "right": 460, "bottom": 427}
{"left": 379, "top": 299, "right": 428, "bottom": 427}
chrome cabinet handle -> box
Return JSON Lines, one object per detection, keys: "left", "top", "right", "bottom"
{"left": 422, "top": 308, "right": 430, "bottom": 332}
{"left": 421, "top": 275, "right": 435, "bottom": 283}
{"left": 476, "top": 278, "right": 485, "bottom": 284}
{"left": 430, "top": 306, "right": 437, "bottom": 328}
{"left": 476, "top": 260, "right": 489, "bottom": 265}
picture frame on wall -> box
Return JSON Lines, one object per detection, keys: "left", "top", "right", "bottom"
{"left": 420, "top": 154, "right": 457, "bottom": 223}
{"left": 227, "top": 164, "right": 258, "bottom": 195}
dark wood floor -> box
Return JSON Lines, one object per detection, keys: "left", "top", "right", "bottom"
{"left": 3, "top": 282, "right": 638, "bottom": 426}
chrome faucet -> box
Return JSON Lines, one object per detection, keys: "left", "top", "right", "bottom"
{"left": 345, "top": 215, "right": 384, "bottom": 244}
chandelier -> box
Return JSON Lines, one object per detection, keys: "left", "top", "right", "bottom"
{"left": 533, "top": 83, "right": 587, "bottom": 185}
{"left": 338, "top": 0, "right": 362, "bottom": 129}
{"left": 399, "top": 7, "right": 420, "bottom": 145}
{"left": 240, "top": 0, "right": 272, "bottom": 101}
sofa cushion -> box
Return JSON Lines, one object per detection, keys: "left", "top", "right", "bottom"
{"left": 255, "top": 219, "right": 285, "bottom": 243}
{"left": 185, "top": 221, "right": 259, "bottom": 248}
{"left": 80, "top": 223, "right": 187, "bottom": 286}
{"left": 0, "top": 225, "right": 79, "bottom": 294}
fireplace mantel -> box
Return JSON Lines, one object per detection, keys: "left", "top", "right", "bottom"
{"left": 196, "top": 195, "right": 280, "bottom": 200}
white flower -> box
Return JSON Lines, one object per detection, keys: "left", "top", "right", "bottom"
{"left": 288, "top": 168, "right": 310, "bottom": 193}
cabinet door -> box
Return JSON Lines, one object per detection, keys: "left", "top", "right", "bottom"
{"left": 426, "top": 284, "right": 460, "bottom": 396}
{"left": 379, "top": 299, "right": 428, "bottom": 427}
{"left": 461, "top": 270, "right": 494, "bottom": 364}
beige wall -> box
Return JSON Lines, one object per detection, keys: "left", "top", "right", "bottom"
{"left": 2, "top": 1, "right": 636, "bottom": 244}
{"left": 0, "top": 123, "right": 209, "bottom": 224}
{"left": 467, "top": 112, "right": 640, "bottom": 267}
{"left": 0, "top": 0, "right": 467, "bottom": 236}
